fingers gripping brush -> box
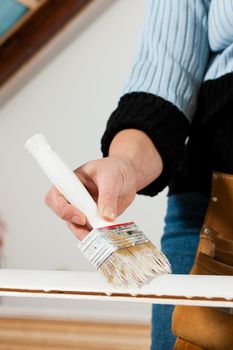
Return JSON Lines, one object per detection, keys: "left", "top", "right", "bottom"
{"left": 25, "top": 134, "right": 171, "bottom": 288}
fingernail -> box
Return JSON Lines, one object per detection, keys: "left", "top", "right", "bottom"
{"left": 103, "top": 207, "right": 115, "bottom": 220}
{"left": 71, "top": 216, "right": 86, "bottom": 225}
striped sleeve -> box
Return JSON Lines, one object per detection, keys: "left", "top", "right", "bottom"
{"left": 208, "top": 0, "right": 233, "bottom": 53}
{"left": 122, "top": 0, "right": 210, "bottom": 121}
{"left": 101, "top": 0, "right": 211, "bottom": 196}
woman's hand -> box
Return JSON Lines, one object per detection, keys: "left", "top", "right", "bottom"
{"left": 45, "top": 129, "right": 163, "bottom": 241}
{"left": 45, "top": 155, "right": 138, "bottom": 240}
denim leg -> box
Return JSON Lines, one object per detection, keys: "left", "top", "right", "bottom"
{"left": 151, "top": 192, "right": 208, "bottom": 350}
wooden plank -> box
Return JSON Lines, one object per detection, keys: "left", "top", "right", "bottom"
{"left": 0, "top": 270, "right": 232, "bottom": 307}
{"left": 0, "top": 318, "right": 151, "bottom": 350}
{"left": 0, "top": 0, "right": 93, "bottom": 88}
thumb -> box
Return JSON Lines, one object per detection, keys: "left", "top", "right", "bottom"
{"left": 96, "top": 173, "right": 119, "bottom": 221}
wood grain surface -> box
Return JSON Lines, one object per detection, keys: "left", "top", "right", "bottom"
{"left": 0, "top": 317, "right": 151, "bottom": 350}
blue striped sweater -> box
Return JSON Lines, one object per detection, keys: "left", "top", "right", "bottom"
{"left": 101, "top": 0, "right": 233, "bottom": 196}
{"left": 123, "top": 0, "right": 233, "bottom": 121}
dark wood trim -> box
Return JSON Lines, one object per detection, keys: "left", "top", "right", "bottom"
{"left": 0, "top": 0, "right": 47, "bottom": 46}
{"left": 0, "top": 0, "right": 94, "bottom": 89}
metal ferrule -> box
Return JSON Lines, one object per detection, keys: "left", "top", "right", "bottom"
{"left": 78, "top": 222, "right": 149, "bottom": 269}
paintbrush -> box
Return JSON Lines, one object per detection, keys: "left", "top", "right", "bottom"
{"left": 25, "top": 134, "right": 171, "bottom": 288}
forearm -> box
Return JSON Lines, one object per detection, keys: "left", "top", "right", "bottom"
{"left": 109, "top": 129, "right": 163, "bottom": 192}
{"left": 101, "top": 93, "right": 189, "bottom": 196}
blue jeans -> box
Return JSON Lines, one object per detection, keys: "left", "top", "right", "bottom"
{"left": 151, "top": 192, "right": 208, "bottom": 350}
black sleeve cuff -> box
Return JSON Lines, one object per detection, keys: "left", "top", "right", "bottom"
{"left": 101, "top": 92, "right": 190, "bottom": 196}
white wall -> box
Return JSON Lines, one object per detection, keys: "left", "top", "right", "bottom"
{"left": 0, "top": 0, "right": 167, "bottom": 322}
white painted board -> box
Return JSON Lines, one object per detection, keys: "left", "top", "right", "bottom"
{"left": 0, "top": 269, "right": 232, "bottom": 308}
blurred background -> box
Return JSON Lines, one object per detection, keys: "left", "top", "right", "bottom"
{"left": 0, "top": 0, "right": 167, "bottom": 348}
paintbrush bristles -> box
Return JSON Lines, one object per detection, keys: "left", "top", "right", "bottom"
{"left": 79, "top": 223, "right": 171, "bottom": 287}
{"left": 98, "top": 242, "right": 171, "bottom": 288}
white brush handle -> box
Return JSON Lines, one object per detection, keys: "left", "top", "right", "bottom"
{"left": 25, "top": 134, "right": 110, "bottom": 229}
